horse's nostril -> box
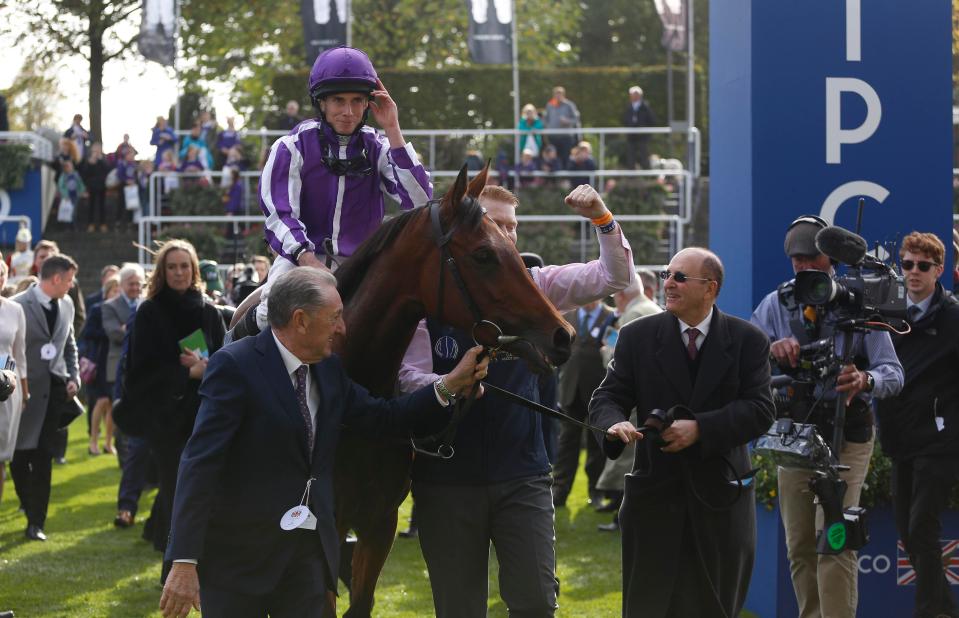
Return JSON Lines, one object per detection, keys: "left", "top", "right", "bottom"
{"left": 553, "top": 327, "right": 572, "bottom": 351}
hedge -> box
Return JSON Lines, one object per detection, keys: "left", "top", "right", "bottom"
{"left": 0, "top": 143, "right": 33, "bottom": 191}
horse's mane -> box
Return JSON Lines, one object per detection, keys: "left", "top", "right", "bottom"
{"left": 335, "top": 197, "right": 486, "bottom": 304}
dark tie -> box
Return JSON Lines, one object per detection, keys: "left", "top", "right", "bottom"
{"left": 579, "top": 313, "right": 591, "bottom": 338}
{"left": 294, "top": 365, "right": 315, "bottom": 454}
{"left": 42, "top": 298, "right": 59, "bottom": 335}
{"left": 907, "top": 305, "right": 922, "bottom": 323}
{"left": 685, "top": 328, "right": 700, "bottom": 361}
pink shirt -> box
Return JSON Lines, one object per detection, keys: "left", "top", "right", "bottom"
{"left": 398, "top": 225, "right": 634, "bottom": 392}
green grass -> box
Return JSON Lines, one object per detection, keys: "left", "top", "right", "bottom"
{"left": 0, "top": 430, "right": 627, "bottom": 616}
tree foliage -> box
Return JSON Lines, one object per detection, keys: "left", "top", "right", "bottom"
{"left": 1, "top": 0, "right": 141, "bottom": 141}
{"left": 4, "top": 61, "right": 63, "bottom": 131}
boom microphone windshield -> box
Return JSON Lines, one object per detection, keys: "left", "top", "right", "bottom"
{"left": 815, "top": 226, "right": 868, "bottom": 266}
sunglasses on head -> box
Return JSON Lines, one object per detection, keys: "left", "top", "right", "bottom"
{"left": 660, "top": 270, "right": 713, "bottom": 284}
{"left": 901, "top": 260, "right": 939, "bottom": 272}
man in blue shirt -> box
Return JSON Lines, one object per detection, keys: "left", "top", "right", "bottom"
{"left": 750, "top": 215, "right": 904, "bottom": 618}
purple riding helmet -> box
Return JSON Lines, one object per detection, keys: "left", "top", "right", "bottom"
{"left": 309, "top": 46, "right": 378, "bottom": 119}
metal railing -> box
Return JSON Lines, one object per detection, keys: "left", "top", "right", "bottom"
{"left": 0, "top": 132, "right": 54, "bottom": 162}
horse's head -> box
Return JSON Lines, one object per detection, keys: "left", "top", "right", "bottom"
{"left": 422, "top": 164, "right": 573, "bottom": 371}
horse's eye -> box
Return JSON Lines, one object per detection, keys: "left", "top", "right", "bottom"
{"left": 471, "top": 248, "right": 497, "bottom": 265}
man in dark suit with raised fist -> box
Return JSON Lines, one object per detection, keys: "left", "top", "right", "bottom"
{"left": 589, "top": 247, "right": 775, "bottom": 618}
{"left": 159, "top": 268, "right": 488, "bottom": 618}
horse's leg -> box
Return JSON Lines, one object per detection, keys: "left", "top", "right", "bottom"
{"left": 343, "top": 509, "right": 400, "bottom": 618}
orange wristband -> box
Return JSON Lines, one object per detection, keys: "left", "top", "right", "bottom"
{"left": 590, "top": 212, "right": 614, "bottom": 227}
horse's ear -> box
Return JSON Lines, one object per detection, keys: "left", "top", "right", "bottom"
{"left": 442, "top": 163, "right": 470, "bottom": 220}
{"left": 465, "top": 161, "right": 490, "bottom": 199}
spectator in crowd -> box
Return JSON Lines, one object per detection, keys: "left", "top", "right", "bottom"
{"left": 64, "top": 114, "right": 90, "bottom": 159}
{"left": 751, "top": 216, "right": 904, "bottom": 618}
{"left": 30, "top": 239, "right": 85, "bottom": 336}
{"left": 10, "top": 254, "right": 80, "bottom": 541}
{"left": 622, "top": 86, "right": 656, "bottom": 170}
{"left": 123, "top": 240, "right": 226, "bottom": 583}
{"left": 552, "top": 298, "right": 617, "bottom": 509}
{"left": 251, "top": 255, "right": 270, "bottom": 284}
{"left": 79, "top": 142, "right": 111, "bottom": 232}
{"left": 55, "top": 138, "right": 80, "bottom": 183}
{"left": 85, "top": 265, "right": 121, "bottom": 310}
{"left": 875, "top": 232, "right": 959, "bottom": 618}
{"left": 7, "top": 226, "right": 34, "bottom": 285}
{"left": 567, "top": 141, "right": 598, "bottom": 189}
{"left": 215, "top": 116, "right": 239, "bottom": 166}
{"left": 222, "top": 169, "right": 243, "bottom": 214}
{"left": 399, "top": 184, "right": 633, "bottom": 618}
{"left": 115, "top": 134, "right": 138, "bottom": 164}
{"left": 543, "top": 86, "right": 581, "bottom": 167}
{"left": 638, "top": 267, "right": 660, "bottom": 304}
{"left": 0, "top": 259, "right": 28, "bottom": 507}
{"left": 464, "top": 149, "right": 485, "bottom": 171}
{"left": 219, "top": 145, "right": 245, "bottom": 189}
{"left": 518, "top": 103, "right": 544, "bottom": 159}
{"left": 179, "top": 123, "right": 214, "bottom": 170}
{"left": 197, "top": 110, "right": 218, "bottom": 154}
{"left": 56, "top": 160, "right": 85, "bottom": 227}
{"left": 101, "top": 264, "right": 144, "bottom": 450}
{"left": 540, "top": 144, "right": 564, "bottom": 178}
{"left": 112, "top": 303, "right": 148, "bottom": 530}
{"left": 80, "top": 274, "right": 120, "bottom": 455}
{"left": 178, "top": 146, "right": 207, "bottom": 187}
{"left": 138, "top": 159, "right": 154, "bottom": 219}
{"left": 151, "top": 116, "right": 178, "bottom": 167}
{"left": 515, "top": 148, "right": 541, "bottom": 188}
{"left": 279, "top": 99, "right": 302, "bottom": 131}
{"left": 234, "top": 46, "right": 432, "bottom": 338}
{"left": 117, "top": 149, "right": 139, "bottom": 224}
{"left": 158, "top": 149, "right": 179, "bottom": 195}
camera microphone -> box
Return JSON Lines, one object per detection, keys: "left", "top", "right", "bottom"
{"left": 815, "top": 226, "right": 868, "bottom": 266}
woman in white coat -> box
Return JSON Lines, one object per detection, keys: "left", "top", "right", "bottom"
{"left": 0, "top": 260, "right": 28, "bottom": 504}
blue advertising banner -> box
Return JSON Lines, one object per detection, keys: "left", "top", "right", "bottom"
{"left": 0, "top": 166, "right": 41, "bottom": 246}
{"left": 710, "top": 0, "right": 953, "bottom": 318}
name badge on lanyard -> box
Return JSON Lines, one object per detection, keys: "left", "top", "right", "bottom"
{"left": 280, "top": 477, "right": 318, "bottom": 531}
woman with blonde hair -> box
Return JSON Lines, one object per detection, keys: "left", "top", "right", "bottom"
{"left": 123, "top": 239, "right": 225, "bottom": 583}
{"left": 79, "top": 275, "right": 121, "bottom": 455}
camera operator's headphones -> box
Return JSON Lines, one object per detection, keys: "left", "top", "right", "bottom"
{"left": 786, "top": 214, "right": 838, "bottom": 266}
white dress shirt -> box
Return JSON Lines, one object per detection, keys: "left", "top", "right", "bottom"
{"left": 677, "top": 307, "right": 714, "bottom": 352}
{"left": 272, "top": 330, "right": 319, "bottom": 428}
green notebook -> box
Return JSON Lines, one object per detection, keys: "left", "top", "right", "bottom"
{"left": 178, "top": 329, "right": 209, "bottom": 359}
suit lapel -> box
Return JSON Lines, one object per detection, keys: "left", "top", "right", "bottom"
{"left": 254, "top": 329, "right": 311, "bottom": 461}
{"left": 26, "top": 287, "right": 50, "bottom": 338}
{"left": 690, "top": 309, "right": 734, "bottom": 412}
{"left": 655, "top": 313, "right": 693, "bottom": 402}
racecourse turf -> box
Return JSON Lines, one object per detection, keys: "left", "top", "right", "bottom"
{"left": 0, "top": 429, "right": 627, "bottom": 616}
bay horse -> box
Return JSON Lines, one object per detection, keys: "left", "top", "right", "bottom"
{"left": 233, "top": 164, "right": 573, "bottom": 616}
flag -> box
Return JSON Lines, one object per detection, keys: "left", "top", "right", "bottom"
{"left": 653, "top": 0, "right": 687, "bottom": 52}
{"left": 467, "top": 0, "right": 512, "bottom": 65}
{"left": 139, "top": 0, "right": 177, "bottom": 66}
{"left": 897, "top": 539, "right": 959, "bottom": 585}
{"left": 302, "top": 0, "right": 348, "bottom": 66}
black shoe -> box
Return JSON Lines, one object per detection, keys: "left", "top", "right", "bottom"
{"left": 55, "top": 457, "right": 67, "bottom": 465}
{"left": 398, "top": 526, "right": 418, "bottom": 539}
{"left": 597, "top": 521, "right": 620, "bottom": 533}
{"left": 0, "top": 610, "right": 16, "bottom": 617}
{"left": 25, "top": 525, "right": 47, "bottom": 541}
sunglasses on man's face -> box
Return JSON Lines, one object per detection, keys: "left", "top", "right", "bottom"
{"left": 901, "top": 260, "right": 939, "bottom": 273}
{"left": 660, "top": 270, "right": 713, "bottom": 284}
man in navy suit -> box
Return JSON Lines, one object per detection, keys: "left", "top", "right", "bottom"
{"left": 159, "top": 268, "right": 488, "bottom": 618}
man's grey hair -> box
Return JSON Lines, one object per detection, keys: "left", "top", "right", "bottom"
{"left": 118, "top": 262, "right": 145, "bottom": 284}
{"left": 267, "top": 268, "right": 338, "bottom": 328}
{"left": 638, "top": 268, "right": 658, "bottom": 293}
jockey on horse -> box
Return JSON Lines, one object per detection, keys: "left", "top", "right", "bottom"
{"left": 231, "top": 45, "right": 432, "bottom": 340}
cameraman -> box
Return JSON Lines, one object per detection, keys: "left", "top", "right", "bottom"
{"left": 876, "top": 232, "right": 959, "bottom": 618}
{"left": 750, "top": 215, "right": 903, "bottom": 618}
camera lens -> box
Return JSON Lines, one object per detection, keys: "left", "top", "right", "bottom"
{"left": 794, "top": 270, "right": 836, "bottom": 306}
